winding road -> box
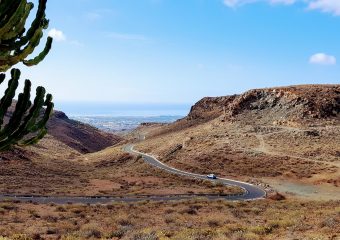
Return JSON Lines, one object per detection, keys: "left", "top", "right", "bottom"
{"left": 0, "top": 142, "right": 266, "bottom": 204}
{"left": 124, "top": 144, "right": 266, "bottom": 201}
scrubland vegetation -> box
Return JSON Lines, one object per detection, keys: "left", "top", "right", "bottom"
{"left": 0, "top": 198, "right": 339, "bottom": 239}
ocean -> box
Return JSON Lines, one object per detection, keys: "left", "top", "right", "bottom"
{"left": 71, "top": 115, "right": 183, "bottom": 133}
{"left": 56, "top": 102, "right": 191, "bottom": 133}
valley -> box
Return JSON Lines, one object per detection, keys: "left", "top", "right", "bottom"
{"left": 0, "top": 84, "right": 339, "bottom": 239}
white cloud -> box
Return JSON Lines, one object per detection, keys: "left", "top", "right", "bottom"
{"left": 270, "top": 0, "right": 296, "bottom": 4}
{"left": 222, "top": 0, "right": 340, "bottom": 16}
{"left": 308, "top": 0, "right": 340, "bottom": 16}
{"left": 223, "top": 0, "right": 295, "bottom": 7}
{"left": 48, "top": 28, "right": 66, "bottom": 42}
{"left": 223, "top": 0, "right": 256, "bottom": 7}
{"left": 309, "top": 53, "right": 336, "bottom": 65}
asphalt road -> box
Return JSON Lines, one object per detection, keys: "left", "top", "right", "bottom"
{"left": 0, "top": 143, "right": 266, "bottom": 204}
{"left": 124, "top": 144, "right": 266, "bottom": 201}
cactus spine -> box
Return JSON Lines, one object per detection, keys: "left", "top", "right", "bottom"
{"left": 0, "top": 0, "right": 54, "bottom": 151}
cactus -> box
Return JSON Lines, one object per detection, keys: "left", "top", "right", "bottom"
{"left": 0, "top": 68, "right": 53, "bottom": 151}
{"left": 0, "top": 0, "right": 54, "bottom": 150}
{"left": 0, "top": 0, "right": 53, "bottom": 72}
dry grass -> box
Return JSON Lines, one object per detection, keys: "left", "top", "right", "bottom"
{"left": 0, "top": 199, "right": 338, "bottom": 239}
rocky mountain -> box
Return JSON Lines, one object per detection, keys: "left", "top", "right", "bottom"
{"left": 187, "top": 95, "right": 237, "bottom": 122}
{"left": 146, "top": 84, "right": 339, "bottom": 138}
{"left": 187, "top": 84, "right": 340, "bottom": 125}
{"left": 135, "top": 84, "right": 340, "bottom": 200}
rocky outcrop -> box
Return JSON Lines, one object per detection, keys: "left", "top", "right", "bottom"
{"left": 186, "top": 85, "right": 339, "bottom": 124}
{"left": 187, "top": 95, "right": 237, "bottom": 122}
{"left": 229, "top": 85, "right": 340, "bottom": 120}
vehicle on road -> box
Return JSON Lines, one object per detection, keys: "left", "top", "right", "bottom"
{"left": 207, "top": 174, "right": 217, "bottom": 179}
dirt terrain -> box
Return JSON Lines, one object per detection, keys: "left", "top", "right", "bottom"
{"left": 0, "top": 84, "right": 339, "bottom": 239}
{"left": 136, "top": 85, "right": 340, "bottom": 200}
{"left": 0, "top": 109, "right": 240, "bottom": 197}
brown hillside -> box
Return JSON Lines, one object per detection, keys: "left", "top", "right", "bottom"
{"left": 47, "top": 111, "right": 121, "bottom": 153}
{"left": 3, "top": 103, "right": 122, "bottom": 154}
{"left": 135, "top": 84, "right": 340, "bottom": 200}
{"left": 146, "top": 84, "right": 339, "bottom": 138}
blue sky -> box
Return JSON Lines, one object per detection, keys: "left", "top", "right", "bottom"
{"left": 17, "top": 0, "right": 340, "bottom": 106}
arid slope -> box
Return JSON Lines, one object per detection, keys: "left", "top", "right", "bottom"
{"left": 136, "top": 85, "right": 340, "bottom": 200}
{"left": 0, "top": 109, "right": 240, "bottom": 196}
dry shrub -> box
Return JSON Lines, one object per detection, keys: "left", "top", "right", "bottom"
{"left": 207, "top": 218, "right": 221, "bottom": 228}
{"left": 319, "top": 217, "right": 338, "bottom": 228}
{"left": 79, "top": 223, "right": 102, "bottom": 239}
{"left": 164, "top": 215, "right": 177, "bottom": 224}
{"left": 0, "top": 202, "right": 18, "bottom": 211}
{"left": 180, "top": 206, "right": 198, "bottom": 215}
{"left": 1, "top": 235, "right": 30, "bottom": 240}
{"left": 164, "top": 208, "right": 175, "bottom": 214}
{"left": 60, "top": 234, "right": 81, "bottom": 240}
{"left": 117, "top": 218, "right": 133, "bottom": 227}
{"left": 133, "top": 231, "right": 158, "bottom": 240}
{"left": 249, "top": 225, "right": 272, "bottom": 235}
{"left": 108, "top": 227, "right": 128, "bottom": 239}
{"left": 55, "top": 206, "right": 67, "bottom": 212}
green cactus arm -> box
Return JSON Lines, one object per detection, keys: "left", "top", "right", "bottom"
{"left": 0, "top": 0, "right": 22, "bottom": 28}
{"left": 10, "top": 86, "right": 46, "bottom": 141}
{"left": 0, "top": 29, "right": 44, "bottom": 69}
{"left": 19, "top": 95, "right": 53, "bottom": 146}
{"left": 0, "top": 79, "right": 31, "bottom": 141}
{"left": 0, "top": 35, "right": 52, "bottom": 71}
{"left": 23, "top": 36, "right": 53, "bottom": 67}
{"left": 29, "top": 93, "right": 53, "bottom": 132}
{"left": 0, "top": 73, "right": 5, "bottom": 84}
{"left": 0, "top": 0, "right": 28, "bottom": 37}
{"left": 0, "top": 0, "right": 54, "bottom": 150}
{"left": 0, "top": 69, "right": 20, "bottom": 127}
{"left": 1, "top": 2, "right": 33, "bottom": 41}
{"left": 3, "top": 0, "right": 48, "bottom": 49}
{"left": 0, "top": 0, "right": 52, "bottom": 71}
{"left": 0, "top": 70, "right": 53, "bottom": 150}
{"left": 26, "top": 87, "right": 46, "bottom": 130}
{"left": 20, "top": 127, "right": 47, "bottom": 146}
{"left": 0, "top": 64, "right": 10, "bottom": 72}
{"left": 0, "top": 85, "right": 47, "bottom": 150}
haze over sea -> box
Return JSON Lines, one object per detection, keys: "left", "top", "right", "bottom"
{"left": 55, "top": 102, "right": 191, "bottom": 133}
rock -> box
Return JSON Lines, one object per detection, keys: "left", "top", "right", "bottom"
{"left": 268, "top": 192, "right": 286, "bottom": 201}
{"left": 186, "top": 84, "right": 340, "bottom": 125}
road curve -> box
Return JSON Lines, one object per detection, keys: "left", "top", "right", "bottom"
{"left": 124, "top": 144, "right": 266, "bottom": 201}
{"left": 0, "top": 144, "right": 265, "bottom": 204}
